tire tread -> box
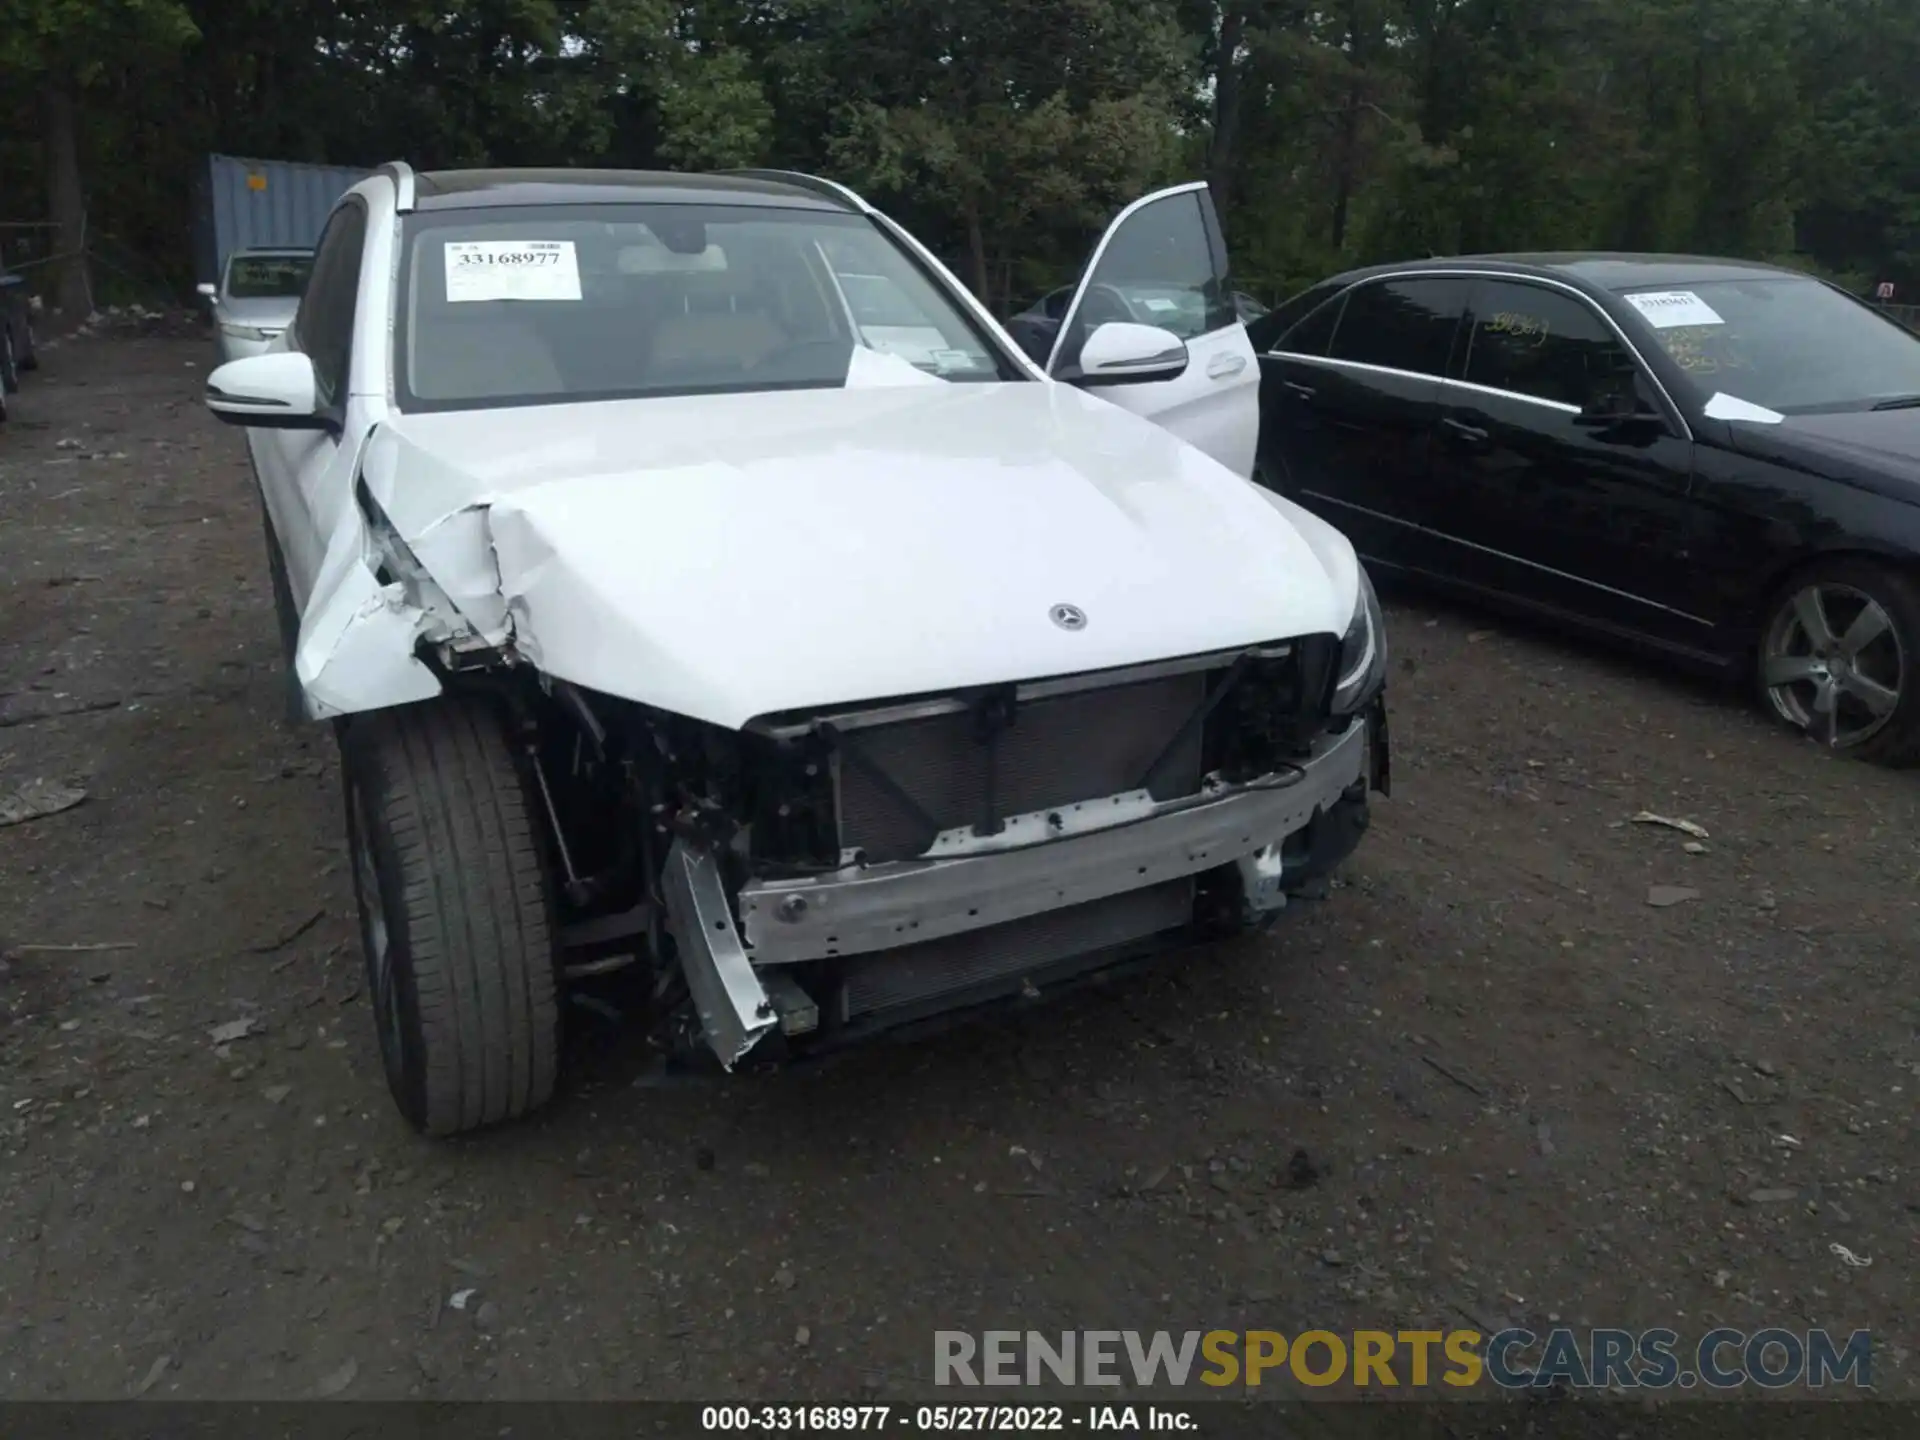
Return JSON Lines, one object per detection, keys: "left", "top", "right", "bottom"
{"left": 354, "top": 698, "right": 559, "bottom": 1134}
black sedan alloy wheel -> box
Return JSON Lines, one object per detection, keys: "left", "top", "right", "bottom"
{"left": 1759, "top": 559, "right": 1920, "bottom": 765}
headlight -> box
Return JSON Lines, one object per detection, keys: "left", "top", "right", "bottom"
{"left": 219, "top": 323, "right": 278, "bottom": 341}
{"left": 1331, "top": 564, "right": 1386, "bottom": 714}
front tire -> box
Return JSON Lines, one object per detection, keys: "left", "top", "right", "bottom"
{"left": 1, "top": 324, "right": 17, "bottom": 394}
{"left": 1756, "top": 557, "right": 1920, "bottom": 766}
{"left": 341, "top": 697, "right": 562, "bottom": 1135}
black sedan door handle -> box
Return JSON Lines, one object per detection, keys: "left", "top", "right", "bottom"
{"left": 1283, "top": 379, "right": 1317, "bottom": 401}
{"left": 1442, "top": 417, "right": 1489, "bottom": 443}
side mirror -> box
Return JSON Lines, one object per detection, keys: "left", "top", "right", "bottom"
{"left": 1574, "top": 360, "right": 1663, "bottom": 433}
{"left": 1575, "top": 401, "right": 1631, "bottom": 427}
{"left": 196, "top": 281, "right": 218, "bottom": 300}
{"left": 1574, "top": 400, "right": 1664, "bottom": 436}
{"left": 1068, "top": 321, "right": 1190, "bottom": 386}
{"left": 205, "top": 352, "right": 330, "bottom": 431}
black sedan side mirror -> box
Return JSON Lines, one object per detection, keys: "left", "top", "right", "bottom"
{"left": 1575, "top": 400, "right": 1666, "bottom": 439}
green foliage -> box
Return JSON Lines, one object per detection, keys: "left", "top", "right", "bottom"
{"left": 1, "top": 0, "right": 1916, "bottom": 309}
{"left": 814, "top": 0, "right": 1190, "bottom": 306}
{"left": 0, "top": 0, "right": 197, "bottom": 78}
{"left": 654, "top": 48, "right": 772, "bottom": 171}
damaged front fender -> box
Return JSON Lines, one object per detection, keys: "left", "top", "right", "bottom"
{"left": 294, "top": 571, "right": 445, "bottom": 718}
{"left": 290, "top": 469, "right": 517, "bottom": 720}
{"left": 292, "top": 507, "right": 447, "bottom": 720}
{"left": 283, "top": 419, "right": 529, "bottom": 722}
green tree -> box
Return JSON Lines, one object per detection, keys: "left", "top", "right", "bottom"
{"left": 814, "top": 0, "right": 1194, "bottom": 309}
{"left": 1, "top": 0, "right": 1914, "bottom": 316}
{"left": 0, "top": 0, "right": 196, "bottom": 313}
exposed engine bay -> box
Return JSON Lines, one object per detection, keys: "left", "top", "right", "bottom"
{"left": 424, "top": 632, "right": 1388, "bottom": 1073}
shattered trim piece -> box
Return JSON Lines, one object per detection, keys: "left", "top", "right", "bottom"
{"left": 661, "top": 840, "right": 775, "bottom": 1068}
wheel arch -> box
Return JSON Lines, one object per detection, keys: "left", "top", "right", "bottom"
{"left": 1745, "top": 540, "right": 1920, "bottom": 638}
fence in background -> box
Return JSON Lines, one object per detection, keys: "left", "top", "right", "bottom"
{"left": 0, "top": 221, "right": 57, "bottom": 283}
{"left": 1875, "top": 301, "right": 1920, "bottom": 331}
{"left": 0, "top": 219, "right": 188, "bottom": 314}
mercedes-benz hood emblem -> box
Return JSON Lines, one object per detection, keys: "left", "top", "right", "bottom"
{"left": 1049, "top": 603, "right": 1088, "bottom": 631}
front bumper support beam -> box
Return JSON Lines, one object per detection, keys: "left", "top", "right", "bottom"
{"left": 738, "top": 720, "right": 1368, "bottom": 965}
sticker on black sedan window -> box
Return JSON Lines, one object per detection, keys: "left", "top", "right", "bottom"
{"left": 444, "top": 240, "right": 582, "bottom": 303}
{"left": 1624, "top": 290, "right": 1724, "bottom": 329}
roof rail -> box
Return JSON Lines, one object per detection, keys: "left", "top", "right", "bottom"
{"left": 379, "top": 160, "right": 416, "bottom": 213}
{"left": 721, "top": 168, "right": 869, "bottom": 213}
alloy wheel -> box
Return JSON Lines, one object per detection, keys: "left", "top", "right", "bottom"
{"left": 1761, "top": 583, "right": 1905, "bottom": 749}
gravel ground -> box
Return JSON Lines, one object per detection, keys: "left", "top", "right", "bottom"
{"left": 0, "top": 336, "right": 1915, "bottom": 1406}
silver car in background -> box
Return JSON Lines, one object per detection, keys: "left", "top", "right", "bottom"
{"left": 197, "top": 247, "right": 313, "bottom": 362}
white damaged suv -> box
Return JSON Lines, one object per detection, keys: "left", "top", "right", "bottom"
{"left": 203, "top": 164, "right": 1391, "bottom": 1135}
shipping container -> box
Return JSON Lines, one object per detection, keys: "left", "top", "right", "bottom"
{"left": 193, "top": 154, "right": 370, "bottom": 287}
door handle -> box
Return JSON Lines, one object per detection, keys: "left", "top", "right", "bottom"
{"left": 1442, "top": 417, "right": 1490, "bottom": 444}
{"left": 1283, "top": 379, "right": 1317, "bottom": 401}
{"left": 1206, "top": 352, "right": 1248, "bottom": 380}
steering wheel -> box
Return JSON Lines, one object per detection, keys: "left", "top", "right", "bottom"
{"left": 1074, "top": 283, "right": 1135, "bottom": 328}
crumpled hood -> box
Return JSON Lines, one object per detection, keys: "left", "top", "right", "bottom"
{"left": 366, "top": 383, "right": 1353, "bottom": 730}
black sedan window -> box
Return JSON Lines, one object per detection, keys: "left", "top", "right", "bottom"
{"left": 1327, "top": 277, "right": 1468, "bottom": 378}
{"left": 1250, "top": 282, "right": 1343, "bottom": 356}
{"left": 1618, "top": 277, "right": 1920, "bottom": 415}
{"left": 1464, "top": 281, "right": 1637, "bottom": 411}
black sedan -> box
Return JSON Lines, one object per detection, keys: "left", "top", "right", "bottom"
{"left": 1249, "top": 253, "right": 1920, "bottom": 765}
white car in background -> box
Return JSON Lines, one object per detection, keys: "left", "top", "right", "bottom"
{"left": 198, "top": 246, "right": 313, "bottom": 362}
{"left": 201, "top": 163, "right": 1390, "bottom": 1136}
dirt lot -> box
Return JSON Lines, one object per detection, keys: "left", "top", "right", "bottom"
{"left": 1, "top": 336, "right": 1915, "bottom": 1405}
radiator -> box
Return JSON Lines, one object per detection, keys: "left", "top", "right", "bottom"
{"left": 837, "top": 878, "right": 1195, "bottom": 1022}
{"left": 836, "top": 672, "right": 1206, "bottom": 863}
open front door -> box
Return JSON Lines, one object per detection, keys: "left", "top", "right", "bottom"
{"left": 1046, "top": 182, "right": 1260, "bottom": 479}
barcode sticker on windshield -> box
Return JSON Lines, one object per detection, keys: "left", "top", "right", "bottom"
{"left": 444, "top": 241, "right": 582, "bottom": 303}
{"left": 1624, "top": 290, "right": 1724, "bottom": 329}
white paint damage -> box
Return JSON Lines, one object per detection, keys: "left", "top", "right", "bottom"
{"left": 287, "top": 380, "right": 1360, "bottom": 728}
{"left": 290, "top": 495, "right": 445, "bottom": 719}
{"left": 287, "top": 425, "right": 508, "bottom": 719}
{"left": 294, "top": 566, "right": 444, "bottom": 718}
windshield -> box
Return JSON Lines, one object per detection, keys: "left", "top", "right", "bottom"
{"left": 1618, "top": 277, "right": 1920, "bottom": 415}
{"left": 837, "top": 273, "right": 930, "bottom": 328}
{"left": 395, "top": 203, "right": 1017, "bottom": 410}
{"left": 226, "top": 254, "right": 312, "bottom": 300}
